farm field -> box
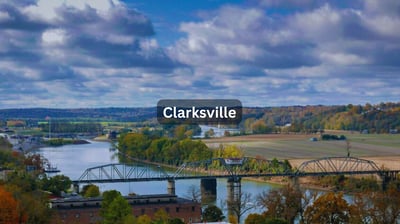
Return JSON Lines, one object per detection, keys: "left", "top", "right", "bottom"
{"left": 203, "top": 132, "right": 400, "bottom": 169}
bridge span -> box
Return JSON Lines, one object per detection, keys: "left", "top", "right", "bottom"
{"left": 73, "top": 156, "right": 400, "bottom": 200}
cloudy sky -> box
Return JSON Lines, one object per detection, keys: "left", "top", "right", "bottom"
{"left": 0, "top": 0, "right": 399, "bottom": 108}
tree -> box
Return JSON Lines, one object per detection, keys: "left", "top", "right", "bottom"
{"left": 185, "top": 185, "right": 201, "bottom": 202}
{"left": 202, "top": 205, "right": 225, "bottom": 222}
{"left": 100, "top": 190, "right": 122, "bottom": 216}
{"left": 153, "top": 209, "right": 170, "bottom": 224}
{"left": 214, "top": 144, "right": 244, "bottom": 158}
{"left": 136, "top": 214, "right": 152, "bottom": 224}
{"left": 16, "top": 190, "right": 52, "bottom": 224}
{"left": 245, "top": 213, "right": 267, "bottom": 224}
{"left": 101, "top": 193, "right": 132, "bottom": 224}
{"left": 303, "top": 192, "right": 351, "bottom": 224}
{"left": 266, "top": 218, "right": 289, "bottom": 224}
{"left": 39, "top": 175, "right": 72, "bottom": 196}
{"left": 228, "top": 192, "right": 256, "bottom": 224}
{"left": 367, "top": 186, "right": 400, "bottom": 224}
{"left": 257, "top": 185, "right": 301, "bottom": 224}
{"left": 168, "top": 218, "right": 184, "bottom": 224}
{"left": 204, "top": 128, "right": 215, "bottom": 138}
{"left": 0, "top": 185, "right": 20, "bottom": 224}
{"left": 82, "top": 184, "right": 100, "bottom": 198}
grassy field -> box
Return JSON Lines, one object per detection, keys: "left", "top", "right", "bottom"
{"left": 203, "top": 132, "right": 400, "bottom": 169}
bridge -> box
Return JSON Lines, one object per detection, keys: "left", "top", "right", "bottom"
{"left": 73, "top": 156, "right": 399, "bottom": 201}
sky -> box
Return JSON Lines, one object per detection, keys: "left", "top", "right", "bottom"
{"left": 0, "top": 0, "right": 399, "bottom": 108}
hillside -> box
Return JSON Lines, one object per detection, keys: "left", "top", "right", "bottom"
{"left": 242, "top": 102, "right": 400, "bottom": 134}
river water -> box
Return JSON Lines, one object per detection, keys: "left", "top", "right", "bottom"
{"left": 39, "top": 140, "right": 282, "bottom": 219}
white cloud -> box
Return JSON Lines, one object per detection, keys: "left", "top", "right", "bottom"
{"left": 1, "top": 0, "right": 400, "bottom": 108}
{"left": 42, "top": 29, "right": 67, "bottom": 45}
{"left": 23, "top": 0, "right": 120, "bottom": 21}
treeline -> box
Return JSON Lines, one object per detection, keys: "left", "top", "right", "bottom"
{"left": 0, "top": 107, "right": 155, "bottom": 122}
{"left": 39, "top": 121, "right": 102, "bottom": 133}
{"left": 118, "top": 132, "right": 213, "bottom": 165}
{"left": 241, "top": 102, "right": 400, "bottom": 134}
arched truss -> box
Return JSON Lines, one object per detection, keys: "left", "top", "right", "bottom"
{"left": 296, "top": 156, "right": 381, "bottom": 175}
{"left": 173, "top": 157, "right": 290, "bottom": 178}
{"left": 78, "top": 163, "right": 170, "bottom": 183}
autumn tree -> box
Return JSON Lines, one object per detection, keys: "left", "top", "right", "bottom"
{"left": 367, "top": 186, "right": 400, "bottom": 224}
{"left": 136, "top": 214, "right": 152, "bottom": 224}
{"left": 257, "top": 185, "right": 301, "bottom": 224}
{"left": 153, "top": 209, "right": 170, "bottom": 224}
{"left": 245, "top": 213, "right": 267, "bottom": 224}
{"left": 0, "top": 185, "right": 20, "bottom": 224}
{"left": 303, "top": 192, "right": 352, "bottom": 224}
{"left": 348, "top": 192, "right": 370, "bottom": 224}
{"left": 214, "top": 144, "right": 244, "bottom": 158}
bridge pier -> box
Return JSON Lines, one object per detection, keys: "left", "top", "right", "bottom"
{"left": 167, "top": 179, "right": 176, "bottom": 195}
{"left": 289, "top": 176, "right": 300, "bottom": 190}
{"left": 379, "top": 171, "right": 398, "bottom": 191}
{"left": 227, "top": 177, "right": 241, "bottom": 203}
{"left": 227, "top": 177, "right": 241, "bottom": 221}
{"left": 201, "top": 178, "right": 217, "bottom": 203}
{"left": 73, "top": 183, "right": 80, "bottom": 193}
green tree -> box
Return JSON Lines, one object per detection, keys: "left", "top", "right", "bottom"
{"left": 82, "top": 184, "right": 100, "bottom": 198}
{"left": 168, "top": 218, "right": 184, "bottom": 224}
{"left": 101, "top": 192, "right": 132, "bottom": 224}
{"left": 137, "top": 214, "right": 152, "bottom": 224}
{"left": 40, "top": 175, "right": 72, "bottom": 196}
{"left": 202, "top": 205, "right": 225, "bottom": 222}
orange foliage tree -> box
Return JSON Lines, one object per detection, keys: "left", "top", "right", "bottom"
{"left": 0, "top": 185, "right": 19, "bottom": 224}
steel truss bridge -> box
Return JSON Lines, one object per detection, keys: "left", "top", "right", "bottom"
{"left": 73, "top": 156, "right": 400, "bottom": 184}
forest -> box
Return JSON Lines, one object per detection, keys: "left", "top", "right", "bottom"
{"left": 241, "top": 102, "right": 400, "bottom": 134}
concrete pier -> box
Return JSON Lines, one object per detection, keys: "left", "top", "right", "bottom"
{"left": 227, "top": 177, "right": 241, "bottom": 203}
{"left": 201, "top": 178, "right": 217, "bottom": 203}
{"left": 167, "top": 179, "right": 176, "bottom": 195}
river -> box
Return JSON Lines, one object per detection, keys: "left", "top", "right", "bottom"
{"left": 39, "top": 140, "right": 283, "bottom": 219}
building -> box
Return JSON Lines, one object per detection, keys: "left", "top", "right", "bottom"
{"left": 50, "top": 194, "right": 201, "bottom": 224}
